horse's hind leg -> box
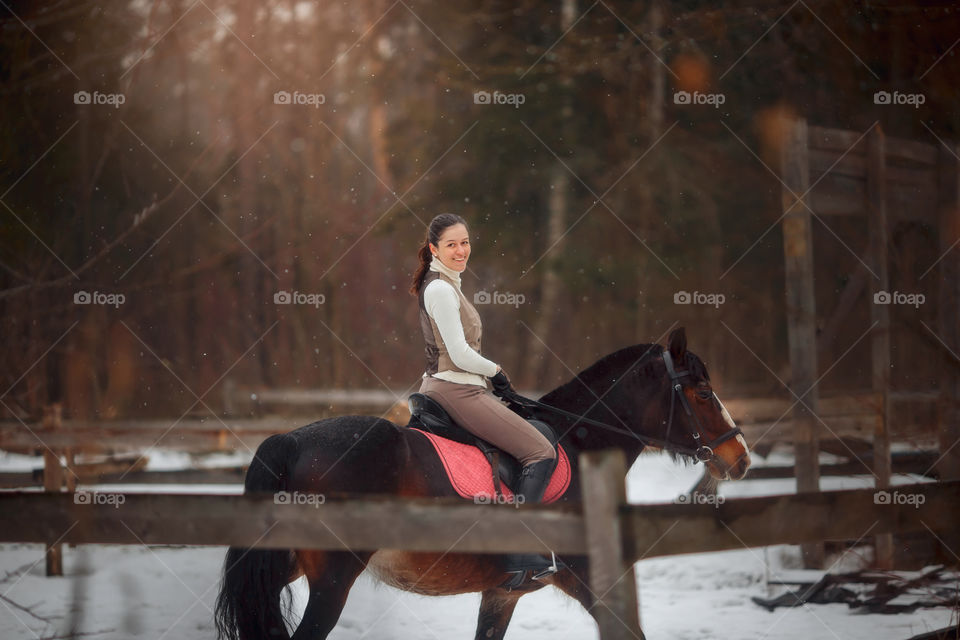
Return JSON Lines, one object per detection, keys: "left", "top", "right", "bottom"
{"left": 474, "top": 588, "right": 524, "bottom": 640}
{"left": 291, "top": 550, "right": 371, "bottom": 640}
{"left": 549, "top": 560, "right": 648, "bottom": 640}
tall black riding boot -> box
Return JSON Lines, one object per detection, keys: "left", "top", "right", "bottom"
{"left": 502, "top": 458, "right": 560, "bottom": 588}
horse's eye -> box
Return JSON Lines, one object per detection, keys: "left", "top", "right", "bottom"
{"left": 696, "top": 388, "right": 712, "bottom": 399}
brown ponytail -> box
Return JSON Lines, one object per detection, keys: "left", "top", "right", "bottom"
{"left": 410, "top": 213, "right": 468, "bottom": 295}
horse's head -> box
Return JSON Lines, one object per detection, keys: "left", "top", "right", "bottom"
{"left": 635, "top": 327, "right": 751, "bottom": 480}
{"left": 539, "top": 327, "right": 750, "bottom": 480}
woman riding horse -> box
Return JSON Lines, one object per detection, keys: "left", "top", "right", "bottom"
{"left": 410, "top": 213, "right": 559, "bottom": 584}
{"left": 214, "top": 227, "right": 751, "bottom": 640}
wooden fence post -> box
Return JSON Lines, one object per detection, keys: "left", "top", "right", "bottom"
{"left": 581, "top": 449, "right": 643, "bottom": 640}
{"left": 936, "top": 143, "right": 960, "bottom": 478}
{"left": 936, "top": 141, "right": 960, "bottom": 571}
{"left": 780, "top": 117, "right": 823, "bottom": 568}
{"left": 867, "top": 126, "right": 894, "bottom": 569}
{"left": 222, "top": 377, "right": 236, "bottom": 417}
{"left": 42, "top": 404, "right": 65, "bottom": 576}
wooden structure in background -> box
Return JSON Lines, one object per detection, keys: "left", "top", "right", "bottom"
{"left": 40, "top": 405, "right": 71, "bottom": 576}
{"left": 935, "top": 143, "right": 960, "bottom": 477}
{"left": 935, "top": 136, "right": 960, "bottom": 562}
{"left": 779, "top": 118, "right": 960, "bottom": 568}
{"left": 781, "top": 118, "right": 824, "bottom": 568}
{"left": 866, "top": 127, "right": 894, "bottom": 568}
{"left": 0, "top": 390, "right": 942, "bottom": 459}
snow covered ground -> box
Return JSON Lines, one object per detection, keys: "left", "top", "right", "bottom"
{"left": 1, "top": 448, "right": 956, "bottom": 639}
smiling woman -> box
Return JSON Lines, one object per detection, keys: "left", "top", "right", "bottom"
{"left": 409, "top": 213, "right": 560, "bottom": 585}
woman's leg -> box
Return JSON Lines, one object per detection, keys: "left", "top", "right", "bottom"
{"left": 419, "top": 376, "right": 560, "bottom": 586}
{"left": 419, "top": 377, "right": 555, "bottom": 466}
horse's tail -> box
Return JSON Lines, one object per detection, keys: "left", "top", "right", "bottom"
{"left": 215, "top": 433, "right": 299, "bottom": 640}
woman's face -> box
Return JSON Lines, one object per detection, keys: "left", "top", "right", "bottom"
{"left": 430, "top": 223, "right": 470, "bottom": 272}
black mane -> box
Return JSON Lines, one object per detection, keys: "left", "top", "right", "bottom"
{"left": 540, "top": 342, "right": 710, "bottom": 405}
{"left": 531, "top": 342, "right": 714, "bottom": 465}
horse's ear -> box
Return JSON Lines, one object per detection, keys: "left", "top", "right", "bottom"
{"left": 667, "top": 327, "right": 687, "bottom": 360}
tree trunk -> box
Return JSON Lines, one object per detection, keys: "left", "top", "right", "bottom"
{"left": 636, "top": 0, "right": 664, "bottom": 345}
{"left": 527, "top": 0, "right": 576, "bottom": 387}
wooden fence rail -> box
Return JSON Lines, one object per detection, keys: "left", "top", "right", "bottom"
{"left": 0, "top": 391, "right": 939, "bottom": 455}
{"left": 2, "top": 481, "right": 954, "bottom": 557}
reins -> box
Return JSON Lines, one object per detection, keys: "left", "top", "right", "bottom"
{"left": 499, "top": 349, "right": 743, "bottom": 464}
{"left": 500, "top": 388, "right": 702, "bottom": 457}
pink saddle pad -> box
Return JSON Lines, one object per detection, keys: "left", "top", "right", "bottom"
{"left": 411, "top": 428, "right": 572, "bottom": 503}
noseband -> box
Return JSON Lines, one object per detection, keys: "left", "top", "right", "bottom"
{"left": 661, "top": 350, "right": 743, "bottom": 462}
{"left": 499, "top": 350, "right": 742, "bottom": 464}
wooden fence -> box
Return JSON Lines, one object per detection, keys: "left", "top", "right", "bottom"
{"left": 0, "top": 383, "right": 948, "bottom": 585}
{"left": 0, "top": 390, "right": 940, "bottom": 457}
{"left": 2, "top": 449, "right": 957, "bottom": 640}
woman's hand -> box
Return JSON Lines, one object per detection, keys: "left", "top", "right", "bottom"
{"left": 490, "top": 369, "right": 515, "bottom": 398}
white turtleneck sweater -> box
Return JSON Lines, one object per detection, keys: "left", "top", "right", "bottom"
{"left": 422, "top": 256, "right": 499, "bottom": 386}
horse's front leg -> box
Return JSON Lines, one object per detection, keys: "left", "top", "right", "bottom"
{"left": 474, "top": 588, "right": 523, "bottom": 640}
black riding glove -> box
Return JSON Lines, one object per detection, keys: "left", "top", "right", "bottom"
{"left": 490, "top": 370, "right": 515, "bottom": 398}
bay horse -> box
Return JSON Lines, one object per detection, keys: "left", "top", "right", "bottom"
{"left": 214, "top": 327, "right": 750, "bottom": 640}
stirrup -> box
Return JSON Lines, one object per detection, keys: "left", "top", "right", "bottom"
{"left": 501, "top": 552, "right": 559, "bottom": 590}
{"left": 531, "top": 552, "right": 559, "bottom": 580}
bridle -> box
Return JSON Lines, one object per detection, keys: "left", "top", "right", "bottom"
{"left": 661, "top": 349, "right": 743, "bottom": 462}
{"left": 499, "top": 350, "right": 743, "bottom": 464}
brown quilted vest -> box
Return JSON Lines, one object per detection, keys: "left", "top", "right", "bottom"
{"left": 418, "top": 271, "right": 484, "bottom": 375}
